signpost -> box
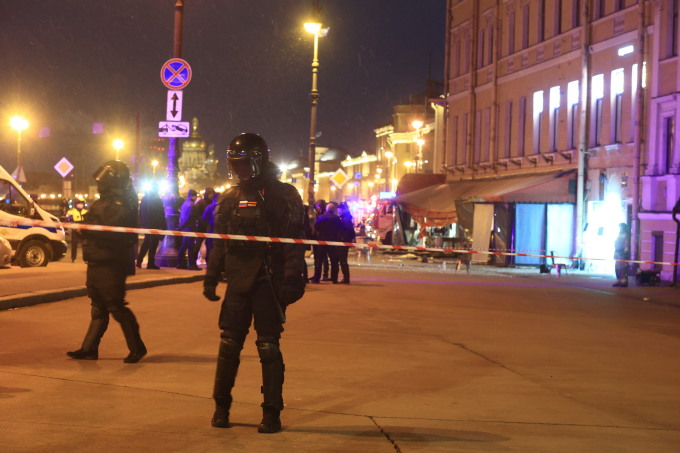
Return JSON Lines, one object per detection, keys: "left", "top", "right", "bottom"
{"left": 158, "top": 121, "right": 190, "bottom": 138}
{"left": 166, "top": 90, "right": 183, "bottom": 120}
{"left": 54, "top": 157, "right": 74, "bottom": 199}
{"left": 160, "top": 58, "right": 192, "bottom": 90}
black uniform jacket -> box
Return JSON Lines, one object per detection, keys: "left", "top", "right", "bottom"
{"left": 204, "top": 173, "right": 306, "bottom": 294}
{"left": 82, "top": 187, "right": 138, "bottom": 265}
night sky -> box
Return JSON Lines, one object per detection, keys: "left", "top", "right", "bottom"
{"left": 1, "top": 0, "right": 445, "bottom": 185}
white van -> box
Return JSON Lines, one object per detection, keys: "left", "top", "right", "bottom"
{"left": 0, "top": 165, "right": 67, "bottom": 267}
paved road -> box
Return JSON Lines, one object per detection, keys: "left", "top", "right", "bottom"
{"left": 1, "top": 266, "right": 679, "bottom": 452}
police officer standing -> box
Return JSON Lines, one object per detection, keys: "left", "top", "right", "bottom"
{"left": 66, "top": 160, "right": 147, "bottom": 363}
{"left": 203, "top": 133, "right": 306, "bottom": 433}
{"left": 66, "top": 199, "right": 88, "bottom": 262}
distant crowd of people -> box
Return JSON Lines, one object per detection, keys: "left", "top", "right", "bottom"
{"left": 307, "top": 199, "right": 356, "bottom": 284}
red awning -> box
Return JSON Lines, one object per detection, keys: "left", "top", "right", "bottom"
{"left": 396, "top": 171, "right": 575, "bottom": 227}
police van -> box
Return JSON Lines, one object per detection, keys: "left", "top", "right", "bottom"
{"left": 0, "top": 165, "right": 67, "bottom": 267}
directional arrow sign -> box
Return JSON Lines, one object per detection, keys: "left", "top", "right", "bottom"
{"left": 158, "top": 121, "right": 190, "bottom": 138}
{"left": 166, "top": 90, "right": 183, "bottom": 121}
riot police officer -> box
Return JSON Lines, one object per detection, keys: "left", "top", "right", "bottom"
{"left": 66, "top": 160, "right": 147, "bottom": 363}
{"left": 203, "top": 133, "right": 306, "bottom": 434}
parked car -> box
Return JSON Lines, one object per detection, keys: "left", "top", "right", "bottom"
{"left": 0, "top": 236, "right": 11, "bottom": 267}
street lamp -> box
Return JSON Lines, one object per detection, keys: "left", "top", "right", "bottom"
{"left": 9, "top": 115, "right": 29, "bottom": 183}
{"left": 304, "top": 16, "right": 328, "bottom": 207}
{"left": 151, "top": 159, "right": 159, "bottom": 178}
{"left": 415, "top": 138, "right": 425, "bottom": 173}
{"left": 384, "top": 150, "right": 394, "bottom": 192}
{"left": 112, "top": 139, "right": 124, "bottom": 161}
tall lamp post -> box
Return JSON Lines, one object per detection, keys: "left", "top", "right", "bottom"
{"left": 9, "top": 115, "right": 29, "bottom": 183}
{"left": 151, "top": 159, "right": 159, "bottom": 178}
{"left": 112, "top": 139, "right": 124, "bottom": 161}
{"left": 304, "top": 19, "right": 327, "bottom": 207}
{"left": 384, "top": 151, "right": 394, "bottom": 192}
{"left": 415, "top": 138, "right": 425, "bottom": 173}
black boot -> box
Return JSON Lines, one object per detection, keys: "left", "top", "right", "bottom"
{"left": 67, "top": 308, "right": 109, "bottom": 360}
{"left": 211, "top": 338, "right": 242, "bottom": 428}
{"left": 258, "top": 406, "right": 281, "bottom": 434}
{"left": 256, "top": 339, "right": 284, "bottom": 433}
{"left": 111, "top": 306, "right": 147, "bottom": 363}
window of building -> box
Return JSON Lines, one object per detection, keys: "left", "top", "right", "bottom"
{"left": 478, "top": 28, "right": 486, "bottom": 68}
{"left": 664, "top": 116, "right": 675, "bottom": 173}
{"left": 614, "top": 0, "right": 625, "bottom": 12}
{"left": 474, "top": 110, "right": 482, "bottom": 163}
{"left": 612, "top": 68, "right": 625, "bottom": 143}
{"left": 508, "top": 11, "right": 516, "bottom": 54}
{"left": 519, "top": 96, "right": 527, "bottom": 155}
{"left": 521, "top": 3, "right": 530, "bottom": 49}
{"left": 533, "top": 90, "right": 544, "bottom": 154}
{"left": 567, "top": 80, "right": 579, "bottom": 149}
{"left": 486, "top": 23, "right": 494, "bottom": 66}
{"left": 652, "top": 232, "right": 664, "bottom": 271}
{"left": 592, "top": 74, "right": 604, "bottom": 146}
{"left": 453, "top": 38, "right": 461, "bottom": 77}
{"left": 483, "top": 108, "right": 491, "bottom": 161}
{"left": 505, "top": 100, "right": 513, "bottom": 158}
{"left": 571, "top": 0, "right": 581, "bottom": 28}
{"left": 464, "top": 35, "right": 471, "bottom": 73}
{"left": 549, "top": 86, "right": 561, "bottom": 151}
{"left": 594, "top": 0, "right": 605, "bottom": 20}
{"left": 666, "top": 0, "right": 679, "bottom": 58}
{"left": 537, "top": 0, "right": 545, "bottom": 42}
{"left": 450, "top": 115, "right": 458, "bottom": 165}
{"left": 554, "top": 0, "right": 563, "bottom": 36}
{"left": 461, "top": 113, "right": 468, "bottom": 164}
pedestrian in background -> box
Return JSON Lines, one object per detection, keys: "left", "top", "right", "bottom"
{"left": 202, "top": 191, "right": 219, "bottom": 265}
{"left": 337, "top": 202, "right": 355, "bottom": 284}
{"left": 192, "top": 187, "right": 216, "bottom": 267}
{"left": 66, "top": 199, "right": 87, "bottom": 262}
{"left": 136, "top": 183, "right": 166, "bottom": 270}
{"left": 177, "top": 189, "right": 200, "bottom": 270}
{"left": 312, "top": 202, "right": 342, "bottom": 283}
{"left": 613, "top": 223, "right": 630, "bottom": 287}
{"left": 67, "top": 160, "right": 146, "bottom": 363}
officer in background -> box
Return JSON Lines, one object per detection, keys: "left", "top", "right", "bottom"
{"left": 66, "top": 160, "right": 147, "bottom": 363}
{"left": 613, "top": 223, "right": 631, "bottom": 287}
{"left": 136, "top": 182, "right": 166, "bottom": 270}
{"left": 66, "top": 199, "right": 88, "bottom": 262}
{"left": 203, "top": 133, "right": 306, "bottom": 434}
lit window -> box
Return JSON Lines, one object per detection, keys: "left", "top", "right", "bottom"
{"left": 612, "top": 68, "right": 624, "bottom": 95}
{"left": 567, "top": 80, "right": 579, "bottom": 105}
{"left": 592, "top": 74, "right": 604, "bottom": 100}
{"left": 618, "top": 45, "right": 634, "bottom": 57}
{"left": 549, "top": 86, "right": 561, "bottom": 110}
{"left": 533, "top": 90, "right": 544, "bottom": 114}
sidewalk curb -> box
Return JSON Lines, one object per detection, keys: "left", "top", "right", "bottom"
{"left": 0, "top": 275, "right": 204, "bottom": 311}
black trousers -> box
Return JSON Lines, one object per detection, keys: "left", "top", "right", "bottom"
{"left": 137, "top": 234, "right": 161, "bottom": 266}
{"left": 338, "top": 246, "right": 350, "bottom": 281}
{"left": 70, "top": 230, "right": 82, "bottom": 261}
{"left": 313, "top": 245, "right": 339, "bottom": 282}
{"left": 219, "top": 278, "right": 285, "bottom": 343}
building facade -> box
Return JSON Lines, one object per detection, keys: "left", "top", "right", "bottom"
{"left": 443, "top": 0, "right": 678, "bottom": 277}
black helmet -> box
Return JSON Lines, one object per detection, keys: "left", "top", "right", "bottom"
{"left": 227, "top": 133, "right": 269, "bottom": 180}
{"left": 93, "top": 160, "right": 131, "bottom": 191}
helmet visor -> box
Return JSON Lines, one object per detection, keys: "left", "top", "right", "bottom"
{"left": 228, "top": 157, "right": 255, "bottom": 180}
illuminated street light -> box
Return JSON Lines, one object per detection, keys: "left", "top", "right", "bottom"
{"left": 112, "top": 139, "right": 124, "bottom": 161}
{"left": 151, "top": 159, "right": 159, "bottom": 178}
{"left": 9, "top": 115, "right": 29, "bottom": 183}
{"left": 411, "top": 120, "right": 424, "bottom": 132}
{"left": 304, "top": 3, "right": 329, "bottom": 207}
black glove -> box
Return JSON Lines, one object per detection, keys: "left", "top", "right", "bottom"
{"left": 277, "top": 276, "right": 306, "bottom": 306}
{"left": 203, "top": 285, "right": 221, "bottom": 302}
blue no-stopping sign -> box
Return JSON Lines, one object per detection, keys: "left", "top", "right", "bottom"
{"left": 160, "top": 58, "right": 192, "bottom": 90}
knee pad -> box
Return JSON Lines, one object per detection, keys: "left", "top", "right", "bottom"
{"left": 219, "top": 337, "right": 244, "bottom": 357}
{"left": 256, "top": 338, "right": 282, "bottom": 363}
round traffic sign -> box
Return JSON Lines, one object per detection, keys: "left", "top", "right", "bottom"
{"left": 160, "top": 58, "right": 192, "bottom": 90}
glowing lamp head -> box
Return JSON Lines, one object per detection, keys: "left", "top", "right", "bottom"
{"left": 10, "top": 115, "right": 29, "bottom": 132}
{"left": 411, "top": 120, "right": 424, "bottom": 130}
{"left": 304, "top": 22, "right": 322, "bottom": 34}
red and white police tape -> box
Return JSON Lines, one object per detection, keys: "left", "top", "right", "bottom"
{"left": 7, "top": 217, "right": 680, "bottom": 267}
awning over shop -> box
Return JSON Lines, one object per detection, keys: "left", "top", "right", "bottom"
{"left": 396, "top": 170, "right": 576, "bottom": 227}
{"left": 396, "top": 173, "right": 446, "bottom": 195}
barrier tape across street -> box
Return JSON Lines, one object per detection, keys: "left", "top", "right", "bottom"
{"left": 6, "top": 217, "right": 680, "bottom": 267}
